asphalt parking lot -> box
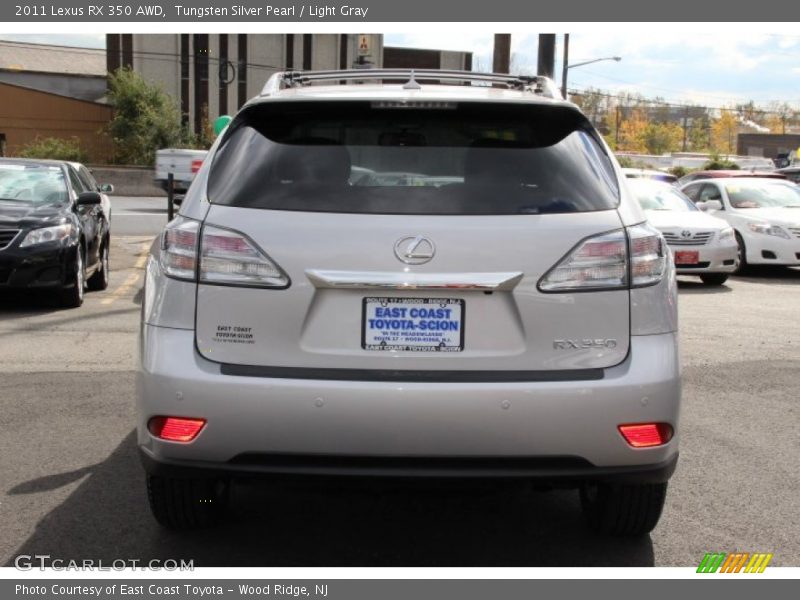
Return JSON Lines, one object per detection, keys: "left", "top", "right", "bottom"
{"left": 0, "top": 196, "right": 798, "bottom": 567}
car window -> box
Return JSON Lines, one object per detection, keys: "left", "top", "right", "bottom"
{"left": 783, "top": 172, "right": 800, "bottom": 183}
{"left": 698, "top": 184, "right": 722, "bottom": 202}
{"left": 208, "top": 101, "right": 620, "bottom": 215}
{"left": 67, "top": 167, "right": 86, "bottom": 194}
{"left": 725, "top": 180, "right": 800, "bottom": 208}
{"left": 77, "top": 166, "right": 99, "bottom": 192}
{"left": 629, "top": 181, "right": 697, "bottom": 212}
{"left": 682, "top": 184, "right": 701, "bottom": 201}
{"left": 0, "top": 163, "right": 69, "bottom": 205}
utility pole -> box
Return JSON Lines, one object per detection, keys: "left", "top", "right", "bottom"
{"left": 560, "top": 33, "right": 569, "bottom": 99}
{"left": 493, "top": 34, "right": 511, "bottom": 74}
{"left": 682, "top": 106, "right": 689, "bottom": 152}
{"left": 537, "top": 34, "right": 556, "bottom": 78}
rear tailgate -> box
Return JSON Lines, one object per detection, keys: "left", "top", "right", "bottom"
{"left": 195, "top": 207, "right": 629, "bottom": 372}
{"left": 193, "top": 98, "right": 630, "bottom": 374}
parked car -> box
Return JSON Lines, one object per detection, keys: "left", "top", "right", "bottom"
{"left": 681, "top": 177, "right": 800, "bottom": 271}
{"left": 627, "top": 179, "right": 737, "bottom": 285}
{"left": 775, "top": 166, "right": 800, "bottom": 184}
{"left": 622, "top": 168, "right": 678, "bottom": 185}
{"left": 69, "top": 161, "right": 114, "bottom": 221}
{"left": 677, "top": 169, "right": 785, "bottom": 186}
{"left": 155, "top": 148, "right": 208, "bottom": 193}
{"left": 139, "top": 69, "right": 680, "bottom": 535}
{"left": 0, "top": 158, "right": 111, "bottom": 307}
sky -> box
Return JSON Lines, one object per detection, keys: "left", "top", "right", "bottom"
{"left": 1, "top": 31, "right": 799, "bottom": 108}
{"left": 387, "top": 32, "right": 800, "bottom": 109}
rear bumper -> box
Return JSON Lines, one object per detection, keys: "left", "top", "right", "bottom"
{"left": 137, "top": 326, "right": 681, "bottom": 477}
{"left": 140, "top": 447, "right": 678, "bottom": 483}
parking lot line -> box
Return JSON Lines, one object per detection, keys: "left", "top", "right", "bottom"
{"left": 100, "top": 241, "right": 150, "bottom": 306}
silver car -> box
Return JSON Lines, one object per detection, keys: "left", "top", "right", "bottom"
{"left": 138, "top": 69, "right": 681, "bottom": 535}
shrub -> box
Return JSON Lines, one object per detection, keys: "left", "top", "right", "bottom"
{"left": 17, "top": 137, "right": 89, "bottom": 162}
{"left": 617, "top": 155, "right": 635, "bottom": 168}
{"left": 702, "top": 152, "right": 740, "bottom": 170}
{"left": 668, "top": 166, "right": 690, "bottom": 179}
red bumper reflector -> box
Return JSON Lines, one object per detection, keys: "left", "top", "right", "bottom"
{"left": 148, "top": 416, "right": 206, "bottom": 442}
{"left": 618, "top": 423, "right": 673, "bottom": 448}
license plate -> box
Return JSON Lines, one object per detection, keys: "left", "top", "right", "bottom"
{"left": 362, "top": 297, "right": 465, "bottom": 352}
{"left": 674, "top": 250, "right": 699, "bottom": 265}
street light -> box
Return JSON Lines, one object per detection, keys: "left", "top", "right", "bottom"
{"left": 560, "top": 34, "right": 621, "bottom": 99}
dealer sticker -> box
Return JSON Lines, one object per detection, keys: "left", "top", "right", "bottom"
{"left": 362, "top": 297, "right": 464, "bottom": 352}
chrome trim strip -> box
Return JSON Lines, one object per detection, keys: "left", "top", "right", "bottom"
{"left": 305, "top": 270, "right": 523, "bottom": 291}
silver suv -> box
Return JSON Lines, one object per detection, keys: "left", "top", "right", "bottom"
{"left": 138, "top": 69, "right": 680, "bottom": 536}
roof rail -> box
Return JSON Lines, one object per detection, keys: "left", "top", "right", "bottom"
{"left": 260, "top": 69, "right": 562, "bottom": 98}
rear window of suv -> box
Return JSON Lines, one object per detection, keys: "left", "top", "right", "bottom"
{"left": 208, "top": 101, "right": 619, "bottom": 215}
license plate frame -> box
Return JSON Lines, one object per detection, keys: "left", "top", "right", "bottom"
{"left": 362, "top": 297, "right": 465, "bottom": 352}
{"left": 674, "top": 250, "right": 700, "bottom": 265}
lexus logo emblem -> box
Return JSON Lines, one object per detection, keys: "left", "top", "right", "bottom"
{"left": 681, "top": 230, "right": 692, "bottom": 239}
{"left": 394, "top": 235, "right": 435, "bottom": 265}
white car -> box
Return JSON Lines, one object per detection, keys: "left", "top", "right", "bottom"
{"left": 681, "top": 178, "right": 800, "bottom": 271}
{"left": 627, "top": 179, "right": 737, "bottom": 285}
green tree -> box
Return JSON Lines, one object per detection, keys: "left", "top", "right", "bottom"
{"left": 642, "top": 122, "right": 682, "bottom": 155}
{"left": 688, "top": 114, "right": 711, "bottom": 152}
{"left": 106, "top": 68, "right": 197, "bottom": 165}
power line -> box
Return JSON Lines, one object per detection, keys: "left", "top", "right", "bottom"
{"left": 567, "top": 84, "right": 798, "bottom": 117}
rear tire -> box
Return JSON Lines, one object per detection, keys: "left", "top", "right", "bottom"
{"left": 87, "top": 239, "right": 110, "bottom": 291}
{"left": 733, "top": 232, "right": 747, "bottom": 274}
{"left": 59, "top": 247, "right": 85, "bottom": 308}
{"left": 580, "top": 482, "right": 668, "bottom": 536}
{"left": 146, "top": 475, "right": 229, "bottom": 530}
{"left": 699, "top": 273, "right": 729, "bottom": 286}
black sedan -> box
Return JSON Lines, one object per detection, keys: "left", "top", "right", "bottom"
{"left": 0, "top": 159, "right": 111, "bottom": 308}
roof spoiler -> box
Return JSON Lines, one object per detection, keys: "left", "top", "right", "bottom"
{"left": 260, "top": 69, "right": 562, "bottom": 99}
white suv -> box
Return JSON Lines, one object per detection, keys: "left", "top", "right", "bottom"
{"left": 138, "top": 69, "right": 681, "bottom": 536}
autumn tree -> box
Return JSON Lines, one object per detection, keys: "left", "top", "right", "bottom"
{"left": 764, "top": 102, "right": 798, "bottom": 134}
{"left": 710, "top": 109, "right": 739, "bottom": 154}
{"left": 617, "top": 108, "right": 649, "bottom": 152}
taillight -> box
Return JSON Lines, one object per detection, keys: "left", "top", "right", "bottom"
{"left": 618, "top": 423, "right": 673, "bottom": 448}
{"left": 538, "top": 229, "right": 627, "bottom": 292}
{"left": 191, "top": 159, "right": 204, "bottom": 174}
{"left": 148, "top": 416, "right": 206, "bottom": 442}
{"left": 200, "top": 224, "right": 289, "bottom": 288}
{"left": 160, "top": 216, "right": 199, "bottom": 281}
{"left": 538, "top": 223, "right": 667, "bottom": 292}
{"left": 627, "top": 223, "right": 667, "bottom": 287}
{"left": 160, "top": 219, "right": 289, "bottom": 288}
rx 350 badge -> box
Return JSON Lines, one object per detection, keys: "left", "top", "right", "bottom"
{"left": 553, "top": 339, "right": 618, "bottom": 350}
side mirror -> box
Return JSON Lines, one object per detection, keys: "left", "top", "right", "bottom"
{"left": 99, "top": 183, "right": 114, "bottom": 194}
{"left": 77, "top": 191, "right": 102, "bottom": 206}
{"left": 704, "top": 200, "right": 723, "bottom": 211}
